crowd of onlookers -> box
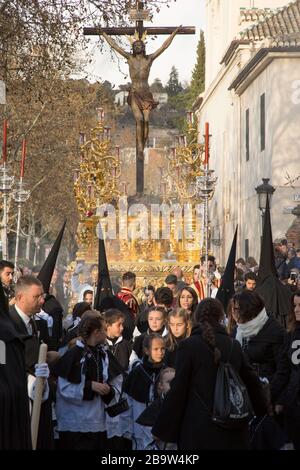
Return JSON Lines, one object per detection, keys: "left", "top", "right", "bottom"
{"left": 3, "top": 237, "right": 298, "bottom": 320}
{"left": 1, "top": 237, "right": 300, "bottom": 451}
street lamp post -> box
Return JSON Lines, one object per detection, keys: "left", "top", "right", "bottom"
{"left": 255, "top": 178, "right": 276, "bottom": 232}
{"left": 196, "top": 170, "right": 217, "bottom": 297}
{"left": 0, "top": 165, "right": 14, "bottom": 259}
{"left": 195, "top": 123, "right": 218, "bottom": 298}
{"left": 13, "top": 180, "right": 30, "bottom": 270}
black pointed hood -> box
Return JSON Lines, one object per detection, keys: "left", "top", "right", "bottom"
{"left": 93, "top": 224, "right": 113, "bottom": 310}
{"left": 216, "top": 226, "right": 238, "bottom": 311}
{"left": 37, "top": 220, "right": 66, "bottom": 293}
{"left": 256, "top": 197, "right": 291, "bottom": 327}
{"left": 93, "top": 226, "right": 134, "bottom": 340}
{"left": 94, "top": 224, "right": 134, "bottom": 340}
{"left": 257, "top": 197, "right": 277, "bottom": 282}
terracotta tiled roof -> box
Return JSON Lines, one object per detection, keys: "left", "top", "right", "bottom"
{"left": 240, "top": 0, "right": 300, "bottom": 43}
{"left": 239, "top": 7, "right": 277, "bottom": 24}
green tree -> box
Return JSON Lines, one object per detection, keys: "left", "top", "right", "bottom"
{"left": 189, "top": 30, "right": 206, "bottom": 105}
{"left": 5, "top": 78, "right": 116, "bottom": 263}
{"left": 166, "top": 66, "right": 183, "bottom": 96}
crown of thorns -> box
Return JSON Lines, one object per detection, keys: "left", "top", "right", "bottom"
{"left": 126, "top": 29, "right": 147, "bottom": 44}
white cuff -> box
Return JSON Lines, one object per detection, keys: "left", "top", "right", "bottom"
{"left": 28, "top": 374, "right": 49, "bottom": 401}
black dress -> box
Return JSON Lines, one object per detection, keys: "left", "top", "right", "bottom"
{"left": 152, "top": 325, "right": 267, "bottom": 450}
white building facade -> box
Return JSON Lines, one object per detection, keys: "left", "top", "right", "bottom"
{"left": 196, "top": 0, "right": 300, "bottom": 263}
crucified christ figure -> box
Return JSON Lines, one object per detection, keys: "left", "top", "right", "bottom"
{"left": 102, "top": 27, "right": 181, "bottom": 155}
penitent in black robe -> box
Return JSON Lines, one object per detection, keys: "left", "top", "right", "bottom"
{"left": 0, "top": 313, "right": 31, "bottom": 449}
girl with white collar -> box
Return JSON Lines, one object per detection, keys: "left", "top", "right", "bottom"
{"left": 54, "top": 311, "right": 121, "bottom": 450}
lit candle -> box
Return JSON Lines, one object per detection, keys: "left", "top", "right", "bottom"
{"left": 97, "top": 107, "right": 104, "bottom": 122}
{"left": 2, "top": 120, "right": 7, "bottom": 163}
{"left": 187, "top": 111, "right": 193, "bottom": 125}
{"left": 79, "top": 132, "right": 85, "bottom": 145}
{"left": 73, "top": 170, "right": 80, "bottom": 183}
{"left": 115, "top": 145, "right": 120, "bottom": 161}
{"left": 180, "top": 135, "right": 186, "bottom": 147}
{"left": 20, "top": 139, "right": 26, "bottom": 178}
{"left": 204, "top": 122, "right": 210, "bottom": 165}
{"left": 122, "top": 182, "right": 128, "bottom": 196}
{"left": 170, "top": 147, "right": 176, "bottom": 158}
{"left": 104, "top": 127, "right": 111, "bottom": 140}
{"left": 87, "top": 185, "right": 93, "bottom": 199}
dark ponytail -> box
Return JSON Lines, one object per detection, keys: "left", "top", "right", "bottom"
{"left": 194, "top": 298, "right": 224, "bottom": 364}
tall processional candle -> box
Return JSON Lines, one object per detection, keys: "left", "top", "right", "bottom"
{"left": 73, "top": 170, "right": 80, "bottom": 183}
{"left": 115, "top": 145, "right": 120, "bottom": 162}
{"left": 79, "top": 132, "right": 86, "bottom": 145}
{"left": 2, "top": 120, "right": 7, "bottom": 163}
{"left": 21, "top": 139, "right": 26, "bottom": 177}
{"left": 170, "top": 147, "right": 176, "bottom": 158}
{"left": 97, "top": 107, "right": 104, "bottom": 122}
{"left": 204, "top": 122, "right": 210, "bottom": 166}
{"left": 104, "top": 127, "right": 111, "bottom": 140}
{"left": 187, "top": 111, "right": 193, "bottom": 125}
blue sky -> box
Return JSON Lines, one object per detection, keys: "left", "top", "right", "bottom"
{"left": 84, "top": 0, "right": 205, "bottom": 89}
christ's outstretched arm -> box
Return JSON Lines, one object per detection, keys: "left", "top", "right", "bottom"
{"left": 149, "top": 25, "right": 182, "bottom": 61}
{"left": 102, "top": 31, "right": 131, "bottom": 60}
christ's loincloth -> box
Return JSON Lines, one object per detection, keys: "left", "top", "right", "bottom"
{"left": 127, "top": 89, "right": 159, "bottom": 111}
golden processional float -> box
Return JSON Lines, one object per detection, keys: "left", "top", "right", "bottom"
{"left": 73, "top": 108, "right": 216, "bottom": 287}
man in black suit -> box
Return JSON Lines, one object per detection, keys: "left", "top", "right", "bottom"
{"left": 9, "top": 275, "right": 50, "bottom": 372}
{"left": 9, "top": 275, "right": 53, "bottom": 449}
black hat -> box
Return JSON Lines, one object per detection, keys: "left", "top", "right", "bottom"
{"left": 216, "top": 226, "right": 238, "bottom": 311}
{"left": 37, "top": 220, "right": 66, "bottom": 293}
{"left": 93, "top": 226, "right": 134, "bottom": 340}
{"left": 256, "top": 197, "right": 291, "bottom": 327}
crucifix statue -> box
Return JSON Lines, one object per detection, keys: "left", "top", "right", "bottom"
{"left": 84, "top": 1, "right": 195, "bottom": 194}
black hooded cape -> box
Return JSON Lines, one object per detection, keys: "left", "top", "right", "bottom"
{"left": 93, "top": 231, "right": 134, "bottom": 340}
{"left": 38, "top": 220, "right": 66, "bottom": 293}
{"left": 256, "top": 197, "right": 292, "bottom": 328}
{"left": 216, "top": 226, "right": 238, "bottom": 311}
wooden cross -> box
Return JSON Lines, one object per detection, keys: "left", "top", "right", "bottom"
{"left": 84, "top": 1, "right": 195, "bottom": 195}
{"left": 84, "top": 1, "right": 195, "bottom": 38}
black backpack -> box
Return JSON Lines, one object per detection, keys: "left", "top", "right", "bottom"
{"left": 196, "top": 341, "right": 254, "bottom": 430}
{"left": 211, "top": 342, "right": 254, "bottom": 429}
